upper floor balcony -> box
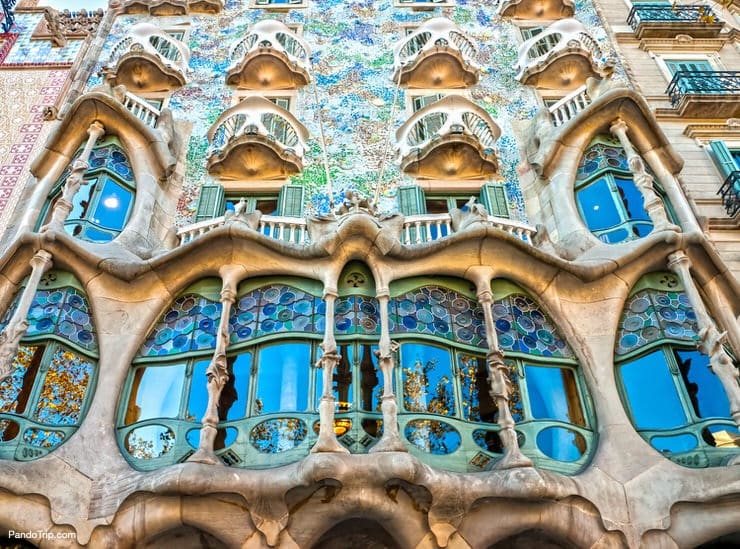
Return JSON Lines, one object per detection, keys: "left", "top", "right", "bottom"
{"left": 516, "top": 19, "right": 611, "bottom": 90}
{"left": 718, "top": 172, "right": 740, "bottom": 224}
{"left": 393, "top": 18, "right": 480, "bottom": 89}
{"left": 105, "top": 23, "right": 189, "bottom": 93}
{"left": 666, "top": 71, "right": 740, "bottom": 118}
{"left": 497, "top": 0, "right": 574, "bottom": 20}
{"left": 396, "top": 95, "right": 500, "bottom": 180}
{"left": 121, "top": 0, "right": 222, "bottom": 14}
{"left": 627, "top": 4, "right": 724, "bottom": 39}
{"left": 226, "top": 20, "right": 310, "bottom": 89}
{"left": 206, "top": 96, "right": 309, "bottom": 180}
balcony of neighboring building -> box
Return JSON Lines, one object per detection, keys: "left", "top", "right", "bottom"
{"left": 396, "top": 95, "right": 500, "bottom": 180}
{"left": 206, "top": 96, "right": 309, "bottom": 180}
{"left": 627, "top": 4, "right": 724, "bottom": 39}
{"left": 718, "top": 172, "right": 740, "bottom": 224}
{"left": 104, "top": 23, "right": 190, "bottom": 93}
{"left": 497, "top": 0, "right": 574, "bottom": 20}
{"left": 665, "top": 71, "right": 740, "bottom": 118}
{"left": 121, "top": 0, "right": 223, "bottom": 14}
{"left": 392, "top": 18, "right": 480, "bottom": 89}
{"left": 516, "top": 19, "right": 611, "bottom": 90}
{"left": 226, "top": 20, "right": 310, "bottom": 89}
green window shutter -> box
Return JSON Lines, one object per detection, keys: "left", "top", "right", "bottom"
{"left": 480, "top": 183, "right": 509, "bottom": 219}
{"left": 278, "top": 184, "right": 305, "bottom": 217}
{"left": 708, "top": 140, "right": 738, "bottom": 180}
{"left": 397, "top": 185, "right": 426, "bottom": 216}
{"left": 195, "top": 184, "right": 225, "bottom": 222}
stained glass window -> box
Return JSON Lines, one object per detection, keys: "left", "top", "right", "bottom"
{"left": 615, "top": 273, "right": 738, "bottom": 467}
{"left": 0, "top": 271, "right": 97, "bottom": 460}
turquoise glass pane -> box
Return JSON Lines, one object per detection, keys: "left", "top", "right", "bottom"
{"left": 620, "top": 350, "right": 687, "bottom": 429}
{"left": 650, "top": 433, "right": 697, "bottom": 454}
{"left": 127, "top": 364, "right": 186, "bottom": 423}
{"left": 254, "top": 343, "right": 310, "bottom": 414}
{"left": 536, "top": 426, "right": 586, "bottom": 462}
{"left": 524, "top": 365, "right": 585, "bottom": 427}
{"left": 226, "top": 352, "right": 252, "bottom": 420}
{"left": 186, "top": 359, "right": 210, "bottom": 422}
{"left": 675, "top": 349, "right": 731, "bottom": 420}
{"left": 400, "top": 343, "right": 455, "bottom": 416}
{"left": 91, "top": 176, "right": 133, "bottom": 231}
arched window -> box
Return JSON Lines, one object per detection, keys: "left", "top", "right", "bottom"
{"left": 0, "top": 270, "right": 97, "bottom": 461}
{"left": 389, "top": 278, "right": 594, "bottom": 474}
{"left": 615, "top": 273, "right": 739, "bottom": 467}
{"left": 575, "top": 135, "right": 666, "bottom": 244}
{"left": 41, "top": 137, "right": 136, "bottom": 243}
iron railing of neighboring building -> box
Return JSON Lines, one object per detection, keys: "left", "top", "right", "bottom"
{"left": 666, "top": 71, "right": 740, "bottom": 107}
{"left": 1, "top": 0, "right": 16, "bottom": 33}
{"left": 718, "top": 171, "right": 740, "bottom": 218}
{"left": 627, "top": 4, "right": 718, "bottom": 29}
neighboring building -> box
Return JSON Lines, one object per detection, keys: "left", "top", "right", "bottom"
{"left": 0, "top": 0, "right": 737, "bottom": 547}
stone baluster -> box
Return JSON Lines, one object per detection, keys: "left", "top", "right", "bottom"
{"left": 42, "top": 121, "right": 105, "bottom": 232}
{"left": 0, "top": 250, "right": 54, "bottom": 383}
{"left": 312, "top": 288, "right": 349, "bottom": 453}
{"left": 610, "top": 118, "right": 678, "bottom": 232}
{"left": 370, "top": 290, "right": 407, "bottom": 453}
{"left": 668, "top": 251, "right": 740, "bottom": 427}
{"left": 478, "top": 286, "right": 532, "bottom": 469}
{"left": 188, "top": 271, "right": 239, "bottom": 465}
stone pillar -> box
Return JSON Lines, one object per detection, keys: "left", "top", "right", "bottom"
{"left": 668, "top": 251, "right": 740, "bottom": 427}
{"left": 312, "top": 288, "right": 348, "bottom": 453}
{"left": 42, "top": 121, "right": 105, "bottom": 232}
{"left": 610, "top": 118, "right": 678, "bottom": 233}
{"left": 188, "top": 273, "right": 238, "bottom": 465}
{"left": 369, "top": 291, "right": 407, "bottom": 453}
{"left": 0, "top": 250, "right": 54, "bottom": 383}
{"left": 478, "top": 287, "right": 532, "bottom": 469}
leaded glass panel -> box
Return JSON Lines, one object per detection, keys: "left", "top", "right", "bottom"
{"left": 33, "top": 347, "right": 93, "bottom": 426}
{"left": 400, "top": 343, "right": 456, "bottom": 417}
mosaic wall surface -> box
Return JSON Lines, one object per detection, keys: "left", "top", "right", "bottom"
{"left": 85, "top": 0, "right": 623, "bottom": 226}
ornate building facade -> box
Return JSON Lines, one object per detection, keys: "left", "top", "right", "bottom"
{"left": 0, "top": 0, "right": 738, "bottom": 547}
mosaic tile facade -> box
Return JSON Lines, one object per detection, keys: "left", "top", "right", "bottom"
{"left": 86, "top": 0, "right": 623, "bottom": 226}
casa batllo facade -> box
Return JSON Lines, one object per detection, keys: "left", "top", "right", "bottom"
{"left": 0, "top": 0, "right": 737, "bottom": 547}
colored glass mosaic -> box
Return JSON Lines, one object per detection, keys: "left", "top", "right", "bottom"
{"left": 334, "top": 295, "right": 380, "bottom": 336}
{"left": 492, "top": 294, "right": 574, "bottom": 358}
{"left": 576, "top": 138, "right": 629, "bottom": 182}
{"left": 0, "top": 287, "right": 98, "bottom": 353}
{"left": 390, "top": 286, "right": 486, "bottom": 348}
{"left": 616, "top": 289, "right": 698, "bottom": 356}
{"left": 139, "top": 294, "right": 222, "bottom": 356}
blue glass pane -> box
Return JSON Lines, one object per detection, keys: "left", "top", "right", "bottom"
{"left": 254, "top": 343, "right": 310, "bottom": 414}
{"left": 614, "top": 177, "right": 650, "bottom": 221}
{"left": 125, "top": 424, "right": 175, "bottom": 459}
{"left": 524, "top": 365, "right": 585, "bottom": 426}
{"left": 400, "top": 343, "right": 455, "bottom": 416}
{"left": 249, "top": 418, "right": 307, "bottom": 453}
{"left": 186, "top": 359, "right": 210, "bottom": 422}
{"left": 620, "top": 350, "right": 687, "bottom": 429}
{"left": 404, "top": 419, "right": 461, "bottom": 455}
{"left": 650, "top": 433, "right": 697, "bottom": 454}
{"left": 33, "top": 346, "right": 93, "bottom": 426}
{"left": 92, "top": 177, "right": 133, "bottom": 231}
{"left": 577, "top": 177, "right": 622, "bottom": 231}
{"left": 227, "top": 352, "right": 251, "bottom": 420}
{"left": 675, "top": 349, "right": 731, "bottom": 420}
{"left": 536, "top": 426, "right": 586, "bottom": 462}
{"left": 126, "top": 364, "right": 185, "bottom": 423}
{"left": 315, "top": 344, "right": 355, "bottom": 411}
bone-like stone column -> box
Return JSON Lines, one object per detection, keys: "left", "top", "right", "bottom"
{"left": 188, "top": 272, "right": 239, "bottom": 465}
{"left": 478, "top": 286, "right": 532, "bottom": 469}
{"left": 41, "top": 121, "right": 105, "bottom": 232}
{"left": 312, "top": 288, "right": 349, "bottom": 453}
{"left": 0, "top": 250, "right": 53, "bottom": 383}
{"left": 369, "top": 290, "right": 406, "bottom": 453}
{"left": 610, "top": 118, "right": 678, "bottom": 232}
{"left": 668, "top": 251, "right": 740, "bottom": 428}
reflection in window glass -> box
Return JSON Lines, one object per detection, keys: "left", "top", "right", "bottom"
{"left": 126, "top": 364, "right": 186, "bottom": 424}
{"left": 401, "top": 343, "right": 455, "bottom": 416}
{"left": 33, "top": 347, "right": 93, "bottom": 425}
{"left": 186, "top": 359, "right": 210, "bottom": 422}
{"left": 524, "top": 365, "right": 585, "bottom": 427}
{"left": 620, "top": 350, "right": 687, "bottom": 429}
{"left": 254, "top": 343, "right": 310, "bottom": 414}
{"left": 675, "top": 349, "right": 730, "bottom": 419}
{"left": 457, "top": 353, "right": 496, "bottom": 424}
{"left": 577, "top": 177, "right": 621, "bottom": 231}
{"left": 0, "top": 345, "right": 43, "bottom": 417}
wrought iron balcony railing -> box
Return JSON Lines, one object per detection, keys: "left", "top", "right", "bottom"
{"left": 666, "top": 71, "right": 740, "bottom": 106}
{"left": 718, "top": 171, "right": 740, "bottom": 218}
{"left": 627, "top": 4, "right": 718, "bottom": 28}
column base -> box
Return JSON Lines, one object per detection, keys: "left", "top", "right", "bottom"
{"left": 311, "top": 397, "right": 349, "bottom": 454}
{"left": 369, "top": 395, "right": 407, "bottom": 453}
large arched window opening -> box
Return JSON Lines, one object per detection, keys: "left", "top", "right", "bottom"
{"left": 0, "top": 270, "right": 98, "bottom": 461}
{"left": 575, "top": 135, "right": 670, "bottom": 244}
{"left": 615, "top": 273, "right": 739, "bottom": 467}
{"left": 40, "top": 137, "right": 136, "bottom": 243}
{"left": 389, "top": 278, "right": 594, "bottom": 474}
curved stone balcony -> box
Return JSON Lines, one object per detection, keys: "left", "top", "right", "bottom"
{"left": 206, "top": 96, "right": 309, "bottom": 180}
{"left": 393, "top": 18, "right": 480, "bottom": 89}
{"left": 396, "top": 95, "right": 500, "bottom": 180}
{"left": 121, "top": 0, "right": 222, "bottom": 14}
{"left": 226, "top": 20, "right": 311, "bottom": 89}
{"left": 105, "top": 23, "right": 190, "bottom": 93}
{"left": 497, "top": 0, "right": 574, "bottom": 20}
{"left": 516, "top": 19, "right": 610, "bottom": 90}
